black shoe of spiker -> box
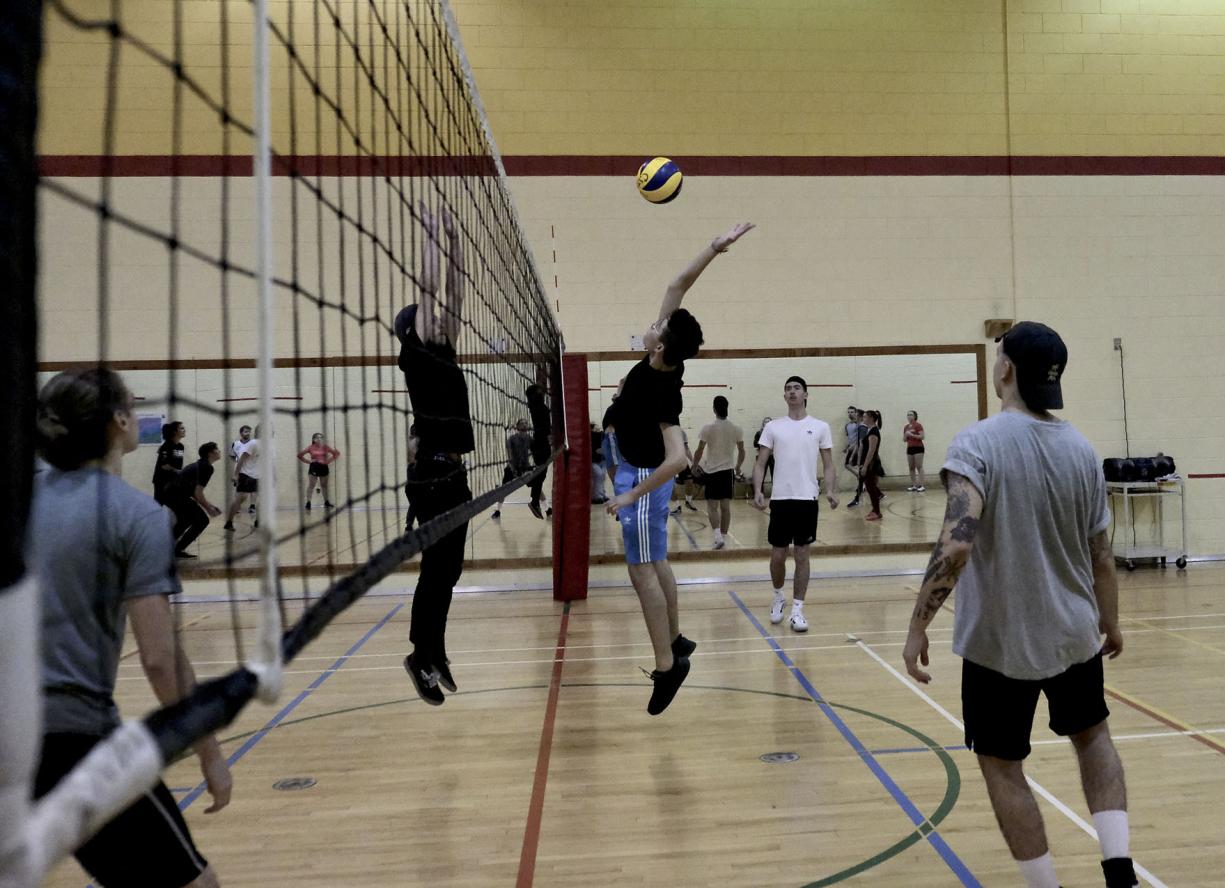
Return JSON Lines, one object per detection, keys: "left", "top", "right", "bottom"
{"left": 404, "top": 654, "right": 445, "bottom": 706}
{"left": 1101, "top": 858, "right": 1138, "bottom": 888}
{"left": 647, "top": 656, "right": 691, "bottom": 716}
{"left": 528, "top": 500, "right": 543, "bottom": 520}
{"left": 671, "top": 634, "right": 697, "bottom": 659}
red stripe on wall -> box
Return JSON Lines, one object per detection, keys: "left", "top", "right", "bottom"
{"left": 38, "top": 154, "right": 1225, "bottom": 178}
{"left": 950, "top": 380, "right": 978, "bottom": 384}
{"left": 1187, "top": 473, "right": 1225, "bottom": 479}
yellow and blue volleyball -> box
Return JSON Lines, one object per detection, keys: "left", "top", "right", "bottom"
{"left": 636, "top": 157, "right": 683, "bottom": 204}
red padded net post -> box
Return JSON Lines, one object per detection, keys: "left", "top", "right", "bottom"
{"left": 552, "top": 353, "right": 590, "bottom": 601}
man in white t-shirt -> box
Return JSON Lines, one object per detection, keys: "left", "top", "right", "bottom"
{"left": 692, "top": 395, "right": 744, "bottom": 550}
{"left": 224, "top": 426, "right": 261, "bottom": 531}
{"left": 751, "top": 376, "right": 838, "bottom": 632}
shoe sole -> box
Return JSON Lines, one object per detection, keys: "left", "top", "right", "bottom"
{"left": 790, "top": 622, "right": 809, "bottom": 633}
{"left": 769, "top": 613, "right": 784, "bottom": 625}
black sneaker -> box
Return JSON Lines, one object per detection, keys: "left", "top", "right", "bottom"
{"left": 491, "top": 510, "right": 501, "bottom": 519}
{"left": 435, "top": 659, "right": 457, "bottom": 693}
{"left": 847, "top": 498, "right": 860, "bottom": 508}
{"left": 404, "top": 654, "right": 444, "bottom": 706}
{"left": 249, "top": 504, "right": 257, "bottom": 514}
{"left": 647, "top": 656, "right": 691, "bottom": 716}
{"left": 223, "top": 522, "right": 235, "bottom": 532}
{"left": 1101, "top": 858, "right": 1138, "bottom": 888}
{"left": 546, "top": 506, "right": 553, "bottom": 517}
{"left": 672, "top": 634, "right": 697, "bottom": 658}
{"left": 305, "top": 502, "right": 312, "bottom": 510}
{"left": 324, "top": 501, "right": 334, "bottom": 509}
{"left": 528, "top": 500, "right": 543, "bottom": 520}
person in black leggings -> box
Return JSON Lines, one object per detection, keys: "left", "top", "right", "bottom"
{"left": 395, "top": 201, "right": 473, "bottom": 707}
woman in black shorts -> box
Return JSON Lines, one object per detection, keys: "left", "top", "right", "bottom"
{"left": 904, "top": 410, "right": 925, "bottom": 492}
{"left": 296, "top": 432, "right": 341, "bottom": 510}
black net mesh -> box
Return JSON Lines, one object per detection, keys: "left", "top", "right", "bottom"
{"left": 30, "top": 0, "right": 562, "bottom": 847}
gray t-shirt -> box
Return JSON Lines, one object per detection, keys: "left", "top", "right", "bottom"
{"left": 32, "top": 467, "right": 181, "bottom": 735}
{"left": 943, "top": 411, "right": 1111, "bottom": 681}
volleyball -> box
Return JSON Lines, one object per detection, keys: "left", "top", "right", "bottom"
{"left": 636, "top": 156, "right": 683, "bottom": 204}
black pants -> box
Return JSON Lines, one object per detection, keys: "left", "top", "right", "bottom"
{"left": 170, "top": 497, "right": 210, "bottom": 552}
{"left": 406, "top": 455, "right": 471, "bottom": 664}
{"left": 528, "top": 445, "right": 550, "bottom": 504}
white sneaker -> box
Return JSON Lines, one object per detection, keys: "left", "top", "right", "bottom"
{"left": 769, "top": 596, "right": 785, "bottom": 625}
{"left": 906, "top": 485, "right": 916, "bottom": 492}
{"left": 790, "top": 610, "right": 809, "bottom": 632}
{"left": 916, "top": 485, "right": 925, "bottom": 492}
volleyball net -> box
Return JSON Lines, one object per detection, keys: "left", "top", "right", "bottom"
{"left": 4, "top": 0, "right": 563, "bottom": 880}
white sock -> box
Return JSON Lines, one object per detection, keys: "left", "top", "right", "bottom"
{"left": 1017, "top": 852, "right": 1059, "bottom": 888}
{"left": 1092, "top": 810, "right": 1130, "bottom": 860}
{"left": 685, "top": 495, "right": 694, "bottom": 505}
{"left": 792, "top": 599, "right": 804, "bottom": 612}
{"left": 713, "top": 530, "right": 723, "bottom": 542}
{"left": 772, "top": 587, "right": 785, "bottom": 600}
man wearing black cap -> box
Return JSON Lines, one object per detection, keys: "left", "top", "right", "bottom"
{"left": 902, "top": 322, "right": 1138, "bottom": 888}
{"left": 394, "top": 201, "right": 472, "bottom": 707}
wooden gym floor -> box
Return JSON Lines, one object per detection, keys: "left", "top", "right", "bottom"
{"left": 44, "top": 560, "right": 1225, "bottom": 887}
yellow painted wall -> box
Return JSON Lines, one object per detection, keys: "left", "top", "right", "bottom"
{"left": 40, "top": 1, "right": 1225, "bottom": 157}
{"left": 34, "top": 1, "right": 1225, "bottom": 554}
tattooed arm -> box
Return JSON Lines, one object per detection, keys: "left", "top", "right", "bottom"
{"left": 902, "top": 471, "right": 984, "bottom": 683}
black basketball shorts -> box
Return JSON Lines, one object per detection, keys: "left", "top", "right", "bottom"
{"left": 767, "top": 499, "right": 818, "bottom": 548}
{"left": 962, "top": 653, "right": 1110, "bottom": 761}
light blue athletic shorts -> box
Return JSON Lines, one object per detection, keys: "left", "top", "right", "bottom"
{"left": 614, "top": 461, "right": 674, "bottom": 565}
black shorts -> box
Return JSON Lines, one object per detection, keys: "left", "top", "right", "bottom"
{"left": 962, "top": 654, "right": 1110, "bottom": 761}
{"left": 34, "top": 733, "right": 210, "bottom": 887}
{"left": 308, "top": 461, "right": 329, "bottom": 477}
{"left": 704, "top": 469, "right": 735, "bottom": 500}
{"left": 676, "top": 466, "right": 694, "bottom": 483}
{"left": 906, "top": 446, "right": 925, "bottom": 456}
{"left": 236, "top": 472, "right": 258, "bottom": 493}
{"left": 767, "top": 499, "right": 818, "bottom": 548}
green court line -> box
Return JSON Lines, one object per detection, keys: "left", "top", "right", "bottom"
{"left": 212, "top": 682, "right": 962, "bottom": 887}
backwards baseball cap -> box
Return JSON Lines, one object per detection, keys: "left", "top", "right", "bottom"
{"left": 998, "top": 321, "right": 1067, "bottom": 411}
{"left": 393, "top": 304, "right": 417, "bottom": 345}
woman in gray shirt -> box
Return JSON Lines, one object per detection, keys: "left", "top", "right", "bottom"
{"left": 31, "top": 368, "right": 230, "bottom": 888}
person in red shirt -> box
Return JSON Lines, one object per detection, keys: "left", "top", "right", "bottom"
{"left": 903, "top": 410, "right": 926, "bottom": 492}
{"left": 297, "top": 433, "right": 340, "bottom": 510}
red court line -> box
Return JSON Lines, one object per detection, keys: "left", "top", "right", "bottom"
{"left": 516, "top": 601, "right": 571, "bottom": 888}
{"left": 215, "top": 396, "right": 303, "bottom": 402}
{"left": 1103, "top": 687, "right": 1225, "bottom": 757}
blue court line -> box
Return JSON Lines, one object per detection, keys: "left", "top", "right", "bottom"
{"left": 729, "top": 590, "right": 981, "bottom": 887}
{"left": 178, "top": 602, "right": 404, "bottom": 812}
{"left": 873, "top": 745, "right": 969, "bottom": 756}
{"left": 669, "top": 509, "right": 700, "bottom": 550}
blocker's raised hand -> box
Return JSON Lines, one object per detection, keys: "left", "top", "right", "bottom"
{"left": 711, "top": 222, "right": 755, "bottom": 253}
